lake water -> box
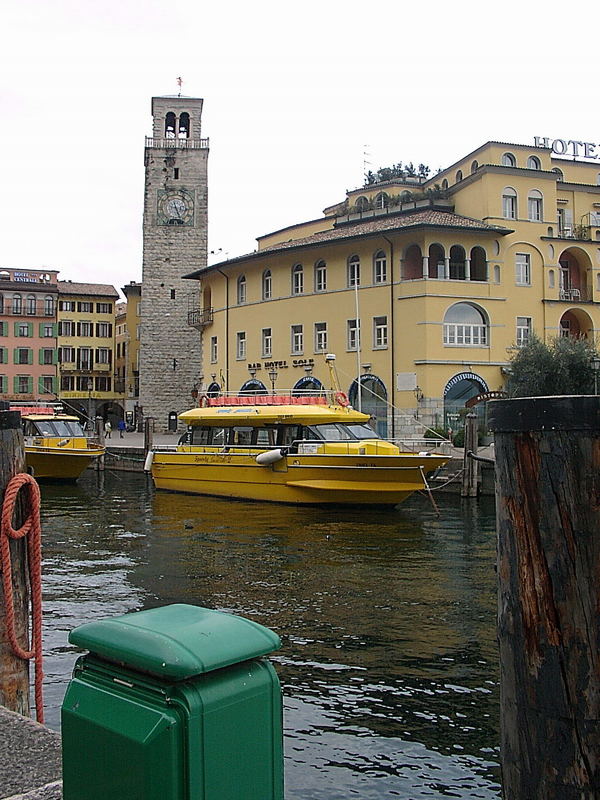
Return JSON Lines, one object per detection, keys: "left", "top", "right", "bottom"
{"left": 38, "top": 471, "right": 500, "bottom": 799}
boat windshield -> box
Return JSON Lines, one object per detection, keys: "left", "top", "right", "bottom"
{"left": 29, "top": 419, "right": 85, "bottom": 437}
{"left": 305, "top": 423, "right": 379, "bottom": 441}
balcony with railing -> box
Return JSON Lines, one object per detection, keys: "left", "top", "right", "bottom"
{"left": 188, "top": 307, "right": 214, "bottom": 329}
{"left": 1, "top": 301, "right": 55, "bottom": 317}
{"left": 145, "top": 136, "right": 209, "bottom": 150}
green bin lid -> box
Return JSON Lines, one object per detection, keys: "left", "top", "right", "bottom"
{"left": 68, "top": 604, "right": 281, "bottom": 680}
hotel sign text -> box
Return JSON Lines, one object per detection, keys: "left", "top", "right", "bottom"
{"left": 534, "top": 136, "right": 600, "bottom": 160}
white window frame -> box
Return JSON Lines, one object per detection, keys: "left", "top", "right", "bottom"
{"left": 292, "top": 264, "right": 304, "bottom": 295}
{"left": 516, "top": 317, "right": 532, "bottom": 347}
{"left": 210, "top": 336, "right": 218, "bottom": 363}
{"left": 314, "top": 261, "right": 327, "bottom": 292}
{"left": 502, "top": 189, "right": 517, "bottom": 220}
{"left": 374, "top": 251, "right": 387, "bottom": 283}
{"left": 236, "top": 331, "right": 246, "bottom": 360}
{"left": 516, "top": 253, "right": 531, "bottom": 286}
{"left": 262, "top": 327, "right": 272, "bottom": 357}
{"left": 314, "top": 322, "right": 327, "bottom": 353}
{"left": 262, "top": 270, "right": 272, "bottom": 300}
{"left": 347, "top": 256, "right": 360, "bottom": 288}
{"left": 443, "top": 323, "right": 488, "bottom": 346}
{"left": 291, "top": 324, "right": 304, "bottom": 355}
{"left": 347, "top": 318, "right": 360, "bottom": 351}
{"left": 373, "top": 316, "right": 388, "bottom": 349}
{"left": 237, "top": 275, "right": 247, "bottom": 305}
{"left": 96, "top": 348, "right": 110, "bottom": 364}
{"left": 528, "top": 191, "right": 543, "bottom": 222}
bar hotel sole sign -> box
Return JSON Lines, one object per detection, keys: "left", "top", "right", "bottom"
{"left": 534, "top": 136, "right": 600, "bottom": 160}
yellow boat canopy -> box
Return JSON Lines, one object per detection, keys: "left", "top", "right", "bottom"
{"left": 178, "top": 404, "right": 371, "bottom": 427}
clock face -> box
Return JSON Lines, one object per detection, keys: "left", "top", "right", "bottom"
{"left": 157, "top": 189, "right": 194, "bottom": 226}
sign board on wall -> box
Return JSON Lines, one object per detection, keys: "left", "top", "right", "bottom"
{"left": 396, "top": 372, "right": 417, "bottom": 391}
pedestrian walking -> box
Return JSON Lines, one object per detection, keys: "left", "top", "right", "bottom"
{"left": 104, "top": 420, "right": 112, "bottom": 439}
{"left": 117, "top": 419, "right": 126, "bottom": 438}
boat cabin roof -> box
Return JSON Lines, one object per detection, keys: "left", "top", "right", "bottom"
{"left": 21, "top": 414, "right": 80, "bottom": 422}
{"left": 179, "top": 404, "right": 371, "bottom": 427}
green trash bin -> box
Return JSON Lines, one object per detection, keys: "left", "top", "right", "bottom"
{"left": 62, "top": 604, "right": 283, "bottom": 800}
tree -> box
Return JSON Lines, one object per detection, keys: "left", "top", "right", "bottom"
{"left": 506, "top": 334, "right": 599, "bottom": 397}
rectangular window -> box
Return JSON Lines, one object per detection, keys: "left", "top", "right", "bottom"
{"left": 44, "top": 297, "right": 54, "bottom": 315}
{"left": 59, "top": 301, "right": 75, "bottom": 311}
{"left": 373, "top": 316, "right": 388, "bottom": 348}
{"left": 59, "top": 346, "right": 75, "bottom": 362}
{"left": 291, "top": 324, "right": 303, "bottom": 354}
{"left": 61, "top": 375, "right": 75, "bottom": 391}
{"left": 41, "top": 376, "right": 53, "bottom": 394}
{"left": 17, "top": 348, "right": 29, "bottom": 364}
{"left": 347, "top": 318, "right": 360, "bottom": 351}
{"left": 503, "top": 194, "right": 516, "bottom": 220}
{"left": 78, "top": 347, "right": 92, "bottom": 369}
{"left": 443, "top": 323, "right": 487, "bottom": 346}
{"left": 18, "top": 323, "right": 29, "bottom": 337}
{"left": 348, "top": 258, "right": 360, "bottom": 287}
{"left": 42, "top": 348, "right": 54, "bottom": 365}
{"left": 210, "top": 336, "right": 218, "bottom": 363}
{"left": 96, "top": 348, "right": 110, "bottom": 364}
{"left": 12, "top": 296, "right": 22, "bottom": 314}
{"left": 59, "top": 320, "right": 74, "bottom": 336}
{"left": 314, "top": 322, "right": 327, "bottom": 353}
{"left": 95, "top": 376, "right": 111, "bottom": 392}
{"left": 236, "top": 332, "right": 246, "bottom": 360}
{"left": 516, "top": 253, "right": 531, "bottom": 286}
{"left": 374, "top": 253, "right": 387, "bottom": 283}
{"left": 96, "top": 302, "right": 112, "bottom": 314}
{"left": 77, "top": 301, "right": 93, "bottom": 312}
{"left": 78, "top": 322, "right": 93, "bottom": 337}
{"left": 262, "top": 328, "right": 272, "bottom": 357}
{"left": 26, "top": 297, "right": 37, "bottom": 315}
{"left": 43, "top": 324, "right": 54, "bottom": 337}
{"left": 96, "top": 322, "right": 111, "bottom": 337}
{"left": 315, "top": 262, "right": 327, "bottom": 292}
{"left": 516, "top": 316, "right": 532, "bottom": 347}
{"left": 76, "top": 376, "right": 93, "bottom": 391}
{"left": 17, "top": 375, "right": 29, "bottom": 393}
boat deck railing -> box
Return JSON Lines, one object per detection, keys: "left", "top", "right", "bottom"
{"left": 160, "top": 438, "right": 448, "bottom": 458}
{"left": 196, "top": 390, "right": 345, "bottom": 407}
{"left": 390, "top": 437, "right": 452, "bottom": 454}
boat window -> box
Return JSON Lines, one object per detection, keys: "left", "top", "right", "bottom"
{"left": 344, "top": 424, "right": 379, "bottom": 439}
{"left": 255, "top": 428, "right": 276, "bottom": 446}
{"left": 54, "top": 420, "right": 84, "bottom": 436}
{"left": 277, "top": 425, "right": 303, "bottom": 446}
{"left": 231, "top": 427, "right": 253, "bottom": 445}
{"left": 211, "top": 428, "right": 227, "bottom": 447}
{"left": 310, "top": 424, "right": 352, "bottom": 441}
{"left": 32, "top": 421, "right": 58, "bottom": 436}
{"left": 190, "top": 427, "right": 210, "bottom": 445}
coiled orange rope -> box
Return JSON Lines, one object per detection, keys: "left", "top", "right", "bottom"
{"left": 0, "top": 473, "right": 44, "bottom": 722}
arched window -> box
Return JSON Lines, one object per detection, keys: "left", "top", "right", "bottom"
{"left": 549, "top": 269, "right": 555, "bottom": 289}
{"left": 373, "top": 250, "right": 387, "bottom": 283}
{"left": 355, "top": 196, "right": 369, "bottom": 212}
{"left": 471, "top": 160, "right": 479, "bottom": 174}
{"left": 178, "top": 112, "right": 190, "bottom": 139}
{"left": 502, "top": 187, "right": 517, "bottom": 219}
{"left": 449, "top": 245, "right": 466, "bottom": 280}
{"left": 236, "top": 275, "right": 246, "bottom": 305}
{"left": 528, "top": 189, "right": 543, "bottom": 222}
{"left": 428, "top": 243, "right": 445, "bottom": 279}
{"left": 26, "top": 295, "right": 36, "bottom": 315}
{"left": 493, "top": 265, "right": 501, "bottom": 283}
{"left": 165, "top": 112, "right": 176, "bottom": 138}
{"left": 44, "top": 295, "right": 54, "bottom": 316}
{"left": 239, "top": 379, "right": 268, "bottom": 396}
{"left": 552, "top": 168, "right": 564, "bottom": 181}
{"left": 502, "top": 152, "right": 516, "bottom": 167}
{"left": 12, "top": 294, "right": 21, "bottom": 314}
{"left": 441, "top": 179, "right": 448, "bottom": 190}
{"left": 292, "top": 263, "right": 304, "bottom": 295}
{"left": 314, "top": 260, "right": 327, "bottom": 292}
{"left": 456, "top": 170, "right": 463, "bottom": 182}
{"left": 443, "top": 303, "right": 488, "bottom": 346}
{"left": 262, "top": 270, "right": 272, "bottom": 300}
{"left": 347, "top": 255, "right": 360, "bottom": 287}
{"left": 374, "top": 192, "right": 389, "bottom": 209}
{"left": 527, "top": 155, "right": 541, "bottom": 170}
{"left": 470, "top": 246, "right": 487, "bottom": 281}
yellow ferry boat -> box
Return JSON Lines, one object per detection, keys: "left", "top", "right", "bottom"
{"left": 148, "top": 395, "right": 448, "bottom": 506}
{"left": 16, "top": 406, "right": 105, "bottom": 480}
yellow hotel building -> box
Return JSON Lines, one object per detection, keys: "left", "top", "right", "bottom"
{"left": 186, "top": 139, "right": 600, "bottom": 436}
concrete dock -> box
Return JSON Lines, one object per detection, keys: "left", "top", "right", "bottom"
{"left": 0, "top": 706, "right": 61, "bottom": 800}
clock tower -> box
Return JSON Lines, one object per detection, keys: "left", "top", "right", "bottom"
{"left": 139, "top": 95, "right": 208, "bottom": 431}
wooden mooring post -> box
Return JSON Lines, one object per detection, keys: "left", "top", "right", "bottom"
{"left": 489, "top": 396, "right": 600, "bottom": 799}
{"left": 144, "top": 417, "right": 154, "bottom": 458}
{"left": 0, "top": 403, "right": 30, "bottom": 716}
{"left": 461, "top": 411, "right": 479, "bottom": 497}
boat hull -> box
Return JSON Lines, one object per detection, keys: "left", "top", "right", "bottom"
{"left": 151, "top": 450, "right": 447, "bottom": 506}
{"left": 25, "top": 446, "right": 103, "bottom": 481}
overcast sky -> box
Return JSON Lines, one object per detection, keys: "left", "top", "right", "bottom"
{"left": 1, "top": 0, "right": 598, "bottom": 295}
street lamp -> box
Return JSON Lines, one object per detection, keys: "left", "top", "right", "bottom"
{"left": 592, "top": 357, "right": 600, "bottom": 394}
{"left": 268, "top": 369, "right": 278, "bottom": 395}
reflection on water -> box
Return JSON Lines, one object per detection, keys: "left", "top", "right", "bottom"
{"left": 40, "top": 471, "right": 500, "bottom": 799}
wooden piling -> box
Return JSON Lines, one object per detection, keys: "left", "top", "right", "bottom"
{"left": 489, "top": 396, "right": 600, "bottom": 799}
{"left": 0, "top": 404, "right": 30, "bottom": 717}
{"left": 144, "top": 417, "right": 154, "bottom": 457}
{"left": 461, "top": 411, "right": 479, "bottom": 497}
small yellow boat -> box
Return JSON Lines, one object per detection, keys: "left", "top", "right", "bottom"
{"left": 16, "top": 406, "right": 105, "bottom": 481}
{"left": 149, "top": 396, "right": 448, "bottom": 506}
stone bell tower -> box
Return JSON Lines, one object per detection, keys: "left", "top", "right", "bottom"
{"left": 139, "top": 95, "right": 208, "bottom": 431}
